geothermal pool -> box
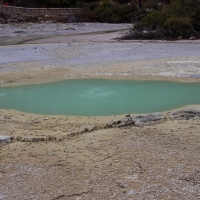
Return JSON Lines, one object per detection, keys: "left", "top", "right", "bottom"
{"left": 0, "top": 79, "right": 200, "bottom": 116}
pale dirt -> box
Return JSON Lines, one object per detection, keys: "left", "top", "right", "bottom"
{"left": 0, "top": 23, "right": 200, "bottom": 200}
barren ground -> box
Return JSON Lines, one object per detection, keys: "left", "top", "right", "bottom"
{"left": 0, "top": 23, "right": 200, "bottom": 200}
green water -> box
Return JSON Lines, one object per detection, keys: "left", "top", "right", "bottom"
{"left": 0, "top": 79, "right": 200, "bottom": 116}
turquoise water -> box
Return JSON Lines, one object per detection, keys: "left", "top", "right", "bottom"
{"left": 0, "top": 79, "right": 200, "bottom": 116}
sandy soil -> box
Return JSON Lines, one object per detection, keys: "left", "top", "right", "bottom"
{"left": 1, "top": 23, "right": 200, "bottom": 200}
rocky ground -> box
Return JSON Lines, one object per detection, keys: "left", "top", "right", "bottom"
{"left": 1, "top": 109, "right": 200, "bottom": 200}
{"left": 0, "top": 23, "right": 200, "bottom": 84}
{"left": 0, "top": 23, "right": 200, "bottom": 200}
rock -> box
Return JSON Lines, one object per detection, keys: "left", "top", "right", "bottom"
{"left": 107, "top": 119, "right": 121, "bottom": 128}
{"left": 84, "top": 125, "right": 96, "bottom": 132}
{"left": 0, "top": 135, "right": 11, "bottom": 140}
{"left": 0, "top": 135, "right": 13, "bottom": 145}
{"left": 56, "top": 137, "right": 63, "bottom": 142}
{"left": 133, "top": 113, "right": 165, "bottom": 125}
{"left": 167, "top": 109, "right": 200, "bottom": 120}
{"left": 65, "top": 27, "right": 75, "bottom": 30}
{"left": 107, "top": 116, "right": 135, "bottom": 128}
{"left": 128, "top": 189, "right": 134, "bottom": 196}
{"left": 14, "top": 31, "right": 24, "bottom": 34}
{"left": 178, "top": 36, "right": 183, "bottom": 40}
{"left": 67, "top": 132, "right": 77, "bottom": 138}
{"left": 16, "top": 136, "right": 46, "bottom": 142}
{"left": 0, "top": 194, "right": 5, "bottom": 199}
{"left": 189, "top": 36, "right": 195, "bottom": 40}
{"left": 47, "top": 135, "right": 57, "bottom": 141}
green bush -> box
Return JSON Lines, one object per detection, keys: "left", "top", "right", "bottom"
{"left": 131, "top": 0, "right": 200, "bottom": 38}
{"left": 164, "top": 16, "right": 193, "bottom": 37}
{"left": 164, "top": 0, "right": 200, "bottom": 31}
{"left": 82, "top": 2, "right": 137, "bottom": 23}
{"left": 143, "top": 0, "right": 162, "bottom": 11}
{"left": 191, "top": 11, "right": 200, "bottom": 31}
{"left": 142, "top": 10, "right": 166, "bottom": 30}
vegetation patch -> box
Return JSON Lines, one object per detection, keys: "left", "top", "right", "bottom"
{"left": 77, "top": 1, "right": 138, "bottom": 23}
{"left": 122, "top": 0, "right": 200, "bottom": 40}
{"left": 3, "top": 0, "right": 200, "bottom": 39}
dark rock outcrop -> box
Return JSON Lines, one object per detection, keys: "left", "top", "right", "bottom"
{"left": 168, "top": 109, "right": 200, "bottom": 120}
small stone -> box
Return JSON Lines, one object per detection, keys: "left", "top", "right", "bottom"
{"left": 128, "top": 189, "right": 134, "bottom": 195}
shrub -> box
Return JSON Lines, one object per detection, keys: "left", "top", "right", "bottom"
{"left": 164, "top": 16, "right": 193, "bottom": 37}
{"left": 143, "top": 0, "right": 162, "bottom": 11}
{"left": 164, "top": 0, "right": 200, "bottom": 32}
{"left": 191, "top": 12, "right": 200, "bottom": 31}
{"left": 84, "top": 10, "right": 98, "bottom": 22}
{"left": 130, "top": 0, "right": 200, "bottom": 39}
{"left": 82, "top": 1, "right": 137, "bottom": 23}
{"left": 142, "top": 10, "right": 166, "bottom": 30}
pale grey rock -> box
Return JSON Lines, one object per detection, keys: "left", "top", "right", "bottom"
{"left": 0, "top": 135, "right": 11, "bottom": 141}
{"left": 133, "top": 113, "right": 165, "bottom": 125}
{"left": 0, "top": 135, "right": 13, "bottom": 145}
{"left": 0, "top": 194, "right": 5, "bottom": 199}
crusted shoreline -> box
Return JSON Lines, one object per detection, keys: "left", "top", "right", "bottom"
{"left": 1, "top": 108, "right": 200, "bottom": 145}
